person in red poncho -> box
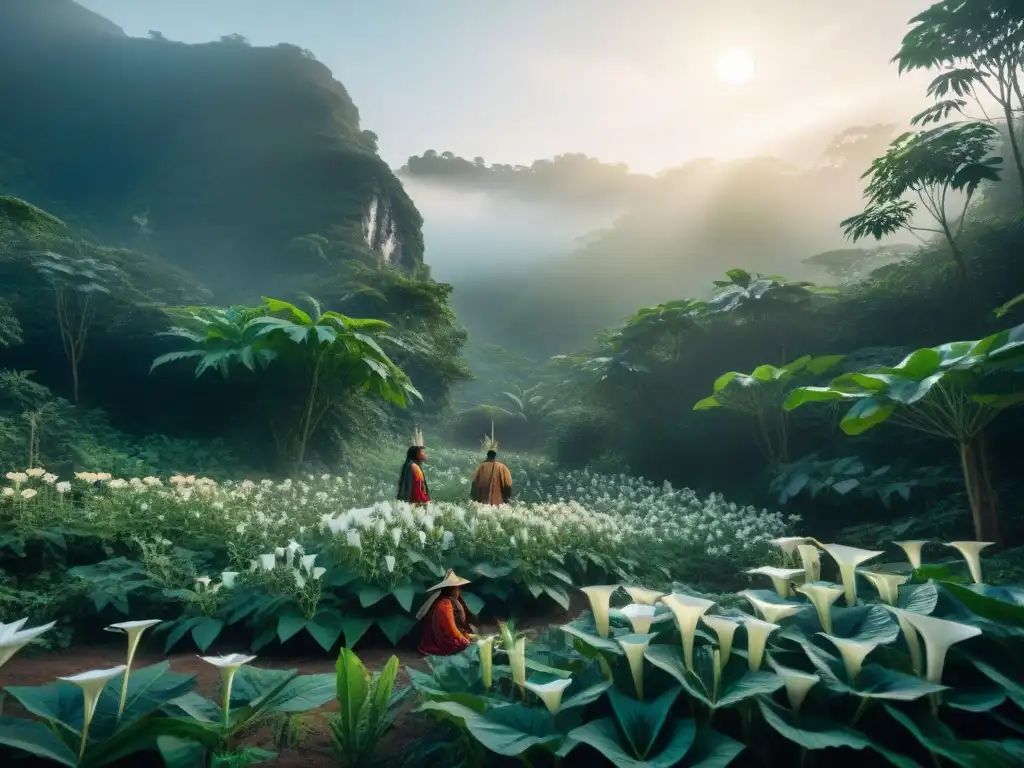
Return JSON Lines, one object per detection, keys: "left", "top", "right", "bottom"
{"left": 416, "top": 569, "right": 478, "bottom": 656}
{"left": 397, "top": 429, "right": 429, "bottom": 505}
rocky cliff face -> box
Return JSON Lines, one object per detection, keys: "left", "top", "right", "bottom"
{"left": 0, "top": 0, "right": 425, "bottom": 294}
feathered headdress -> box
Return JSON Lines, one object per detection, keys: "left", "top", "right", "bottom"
{"left": 481, "top": 421, "right": 499, "bottom": 453}
{"left": 411, "top": 427, "right": 425, "bottom": 448}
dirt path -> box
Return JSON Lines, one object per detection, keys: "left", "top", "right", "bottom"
{"left": 1, "top": 597, "right": 588, "bottom": 766}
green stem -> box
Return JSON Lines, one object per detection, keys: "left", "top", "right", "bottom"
{"left": 850, "top": 698, "right": 870, "bottom": 726}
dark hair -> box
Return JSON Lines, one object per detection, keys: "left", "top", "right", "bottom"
{"left": 486, "top": 450, "right": 497, "bottom": 459}
{"left": 406, "top": 446, "right": 422, "bottom": 461}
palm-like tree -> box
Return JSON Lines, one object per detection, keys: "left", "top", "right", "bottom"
{"left": 152, "top": 295, "right": 420, "bottom": 470}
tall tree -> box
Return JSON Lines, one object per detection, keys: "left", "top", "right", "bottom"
{"left": 841, "top": 122, "right": 1002, "bottom": 277}
{"left": 895, "top": 0, "right": 1024, "bottom": 204}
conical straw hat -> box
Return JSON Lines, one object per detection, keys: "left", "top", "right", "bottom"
{"left": 427, "top": 568, "right": 470, "bottom": 592}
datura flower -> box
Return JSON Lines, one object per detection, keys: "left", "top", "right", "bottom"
{"left": 0, "top": 618, "right": 56, "bottom": 670}
{"left": 894, "top": 610, "right": 981, "bottom": 684}
{"left": 769, "top": 537, "right": 811, "bottom": 563}
{"left": 701, "top": 615, "right": 740, "bottom": 666}
{"left": 768, "top": 656, "right": 819, "bottom": 711}
{"left": 739, "top": 590, "right": 802, "bottom": 624}
{"left": 821, "top": 544, "right": 883, "bottom": 606}
{"left": 746, "top": 566, "right": 805, "bottom": 598}
{"left": 258, "top": 554, "right": 276, "bottom": 571}
{"left": 105, "top": 619, "right": 161, "bottom": 718}
{"left": 883, "top": 605, "right": 924, "bottom": 677}
{"left": 508, "top": 637, "right": 527, "bottom": 691}
{"left": 200, "top": 653, "right": 257, "bottom": 726}
{"left": 660, "top": 593, "right": 716, "bottom": 672}
{"left": 580, "top": 585, "right": 620, "bottom": 639}
{"left": 795, "top": 583, "right": 843, "bottom": 634}
{"left": 525, "top": 678, "right": 572, "bottom": 714}
{"left": 743, "top": 617, "right": 779, "bottom": 671}
{"left": 59, "top": 665, "right": 128, "bottom": 759}
{"left": 623, "top": 586, "right": 665, "bottom": 605}
{"left": 798, "top": 544, "right": 821, "bottom": 582}
{"left": 619, "top": 604, "right": 659, "bottom": 634}
{"left": 858, "top": 570, "right": 909, "bottom": 606}
{"left": 221, "top": 571, "right": 239, "bottom": 588}
{"left": 476, "top": 635, "right": 497, "bottom": 691}
{"left": 818, "top": 634, "right": 881, "bottom": 682}
{"left": 617, "top": 634, "right": 652, "bottom": 699}
{"left": 300, "top": 554, "right": 317, "bottom": 573}
{"left": 945, "top": 541, "right": 994, "bottom": 585}
{"left": 894, "top": 540, "right": 928, "bottom": 570}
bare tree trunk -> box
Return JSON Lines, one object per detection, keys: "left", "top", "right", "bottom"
{"left": 959, "top": 437, "right": 1001, "bottom": 545}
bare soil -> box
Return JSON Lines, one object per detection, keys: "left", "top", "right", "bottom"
{"left": 1, "top": 596, "right": 588, "bottom": 767}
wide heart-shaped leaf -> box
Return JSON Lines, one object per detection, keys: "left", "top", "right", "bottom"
{"left": 377, "top": 614, "right": 417, "bottom": 646}
{"left": 757, "top": 698, "right": 916, "bottom": 767}
{"left": 885, "top": 705, "right": 1024, "bottom": 767}
{"left": 0, "top": 715, "right": 78, "bottom": 766}
{"left": 341, "top": 615, "right": 375, "bottom": 649}
{"left": 91, "top": 662, "right": 197, "bottom": 737}
{"left": 464, "top": 703, "right": 563, "bottom": 756}
{"left": 607, "top": 686, "right": 684, "bottom": 760}
{"left": 562, "top": 716, "right": 699, "bottom": 768}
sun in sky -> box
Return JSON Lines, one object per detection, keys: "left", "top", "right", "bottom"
{"left": 715, "top": 48, "right": 755, "bottom": 85}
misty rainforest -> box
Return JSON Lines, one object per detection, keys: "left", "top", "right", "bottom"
{"left": 1, "top": 1, "right": 1024, "bottom": 766}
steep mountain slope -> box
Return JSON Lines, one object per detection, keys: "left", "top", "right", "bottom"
{"left": 0, "top": 0, "right": 424, "bottom": 299}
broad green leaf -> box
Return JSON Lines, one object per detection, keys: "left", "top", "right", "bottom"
{"left": 341, "top": 615, "right": 375, "bottom": 648}
{"left": 0, "top": 715, "right": 77, "bottom": 766}
{"left": 968, "top": 656, "right": 1024, "bottom": 711}
{"left": 543, "top": 584, "right": 571, "bottom": 610}
{"left": 693, "top": 395, "right": 722, "bottom": 410}
{"left": 560, "top": 618, "right": 625, "bottom": 655}
{"left": 464, "top": 703, "right": 562, "bottom": 756}
{"left": 156, "top": 734, "right": 207, "bottom": 768}
{"left": 191, "top": 617, "right": 224, "bottom": 652}
{"left": 563, "top": 716, "right": 699, "bottom": 768}
{"left": 783, "top": 386, "right": 859, "bottom": 410}
{"left": 391, "top": 583, "right": 418, "bottom": 613}
{"left": 164, "top": 616, "right": 204, "bottom": 653}
{"left": 608, "top": 685, "right": 682, "bottom": 759}
{"left": 377, "top": 614, "right": 417, "bottom": 646}
{"left": 944, "top": 687, "right": 1007, "bottom": 712}
{"left": 230, "top": 666, "right": 296, "bottom": 708}
{"left": 277, "top": 613, "right": 307, "bottom": 643}
{"left": 885, "top": 705, "right": 1024, "bottom": 768}
{"left": 336, "top": 648, "right": 369, "bottom": 739}
{"left": 305, "top": 615, "right": 345, "bottom": 653}
{"left": 941, "top": 582, "right": 1024, "bottom": 628}
{"left": 357, "top": 584, "right": 389, "bottom": 608}
{"left": 91, "top": 662, "right": 197, "bottom": 737}
{"left": 461, "top": 590, "right": 486, "bottom": 616}
{"left": 839, "top": 397, "right": 896, "bottom": 435}
{"left": 757, "top": 698, "right": 917, "bottom": 767}
{"left": 5, "top": 681, "right": 86, "bottom": 733}
{"left": 686, "top": 729, "right": 745, "bottom": 768}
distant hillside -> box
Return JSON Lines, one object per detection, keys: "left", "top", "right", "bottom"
{"left": 0, "top": 0, "right": 425, "bottom": 301}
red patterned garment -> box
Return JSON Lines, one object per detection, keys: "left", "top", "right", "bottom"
{"left": 418, "top": 596, "right": 471, "bottom": 655}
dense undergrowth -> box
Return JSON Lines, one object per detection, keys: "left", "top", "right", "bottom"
{"left": 0, "top": 446, "right": 796, "bottom": 657}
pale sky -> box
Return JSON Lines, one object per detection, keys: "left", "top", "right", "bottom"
{"left": 76, "top": 0, "right": 938, "bottom": 173}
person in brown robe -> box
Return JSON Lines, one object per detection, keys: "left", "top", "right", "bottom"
{"left": 470, "top": 426, "right": 512, "bottom": 505}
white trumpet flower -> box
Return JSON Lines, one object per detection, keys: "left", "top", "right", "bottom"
{"left": 258, "top": 554, "right": 276, "bottom": 571}
{"left": 199, "top": 654, "right": 258, "bottom": 726}
{"left": 743, "top": 618, "right": 779, "bottom": 671}
{"left": 795, "top": 583, "right": 843, "bottom": 634}
{"left": 894, "top": 611, "right": 982, "bottom": 685}
{"left": 619, "top": 604, "right": 658, "bottom": 634}
{"left": 617, "top": 634, "right": 652, "bottom": 699}
{"left": 221, "top": 571, "right": 239, "bottom": 588}
{"left": 739, "top": 590, "right": 802, "bottom": 624}
{"left": 894, "top": 540, "right": 928, "bottom": 570}
{"left": 660, "top": 593, "right": 716, "bottom": 672}
{"left": 0, "top": 618, "right": 57, "bottom": 670}
{"left": 59, "top": 666, "right": 128, "bottom": 759}
{"left": 798, "top": 544, "right": 821, "bottom": 582}
{"left": 945, "top": 541, "right": 994, "bottom": 585}
{"left": 858, "top": 571, "right": 909, "bottom": 606}
{"left": 746, "top": 566, "right": 805, "bottom": 598}
{"left": 525, "top": 678, "right": 572, "bottom": 714}
{"left": 768, "top": 656, "right": 819, "bottom": 710}
{"left": 476, "top": 635, "right": 497, "bottom": 691}
{"left": 818, "top": 634, "right": 882, "bottom": 682}
{"left": 883, "top": 605, "right": 924, "bottom": 677}
{"left": 623, "top": 586, "right": 665, "bottom": 605}
{"left": 821, "top": 544, "right": 884, "bottom": 606}
{"left": 701, "top": 615, "right": 740, "bottom": 667}
{"left": 580, "top": 585, "right": 620, "bottom": 639}
{"left": 105, "top": 619, "right": 161, "bottom": 718}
